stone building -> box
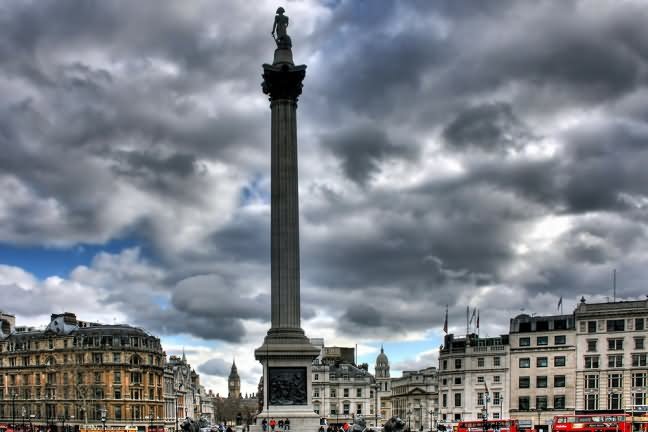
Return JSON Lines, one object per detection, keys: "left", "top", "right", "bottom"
{"left": 375, "top": 346, "right": 393, "bottom": 422}
{"left": 167, "top": 353, "right": 200, "bottom": 425}
{"left": 390, "top": 367, "right": 438, "bottom": 432}
{"left": 508, "top": 314, "right": 576, "bottom": 432}
{"left": 0, "top": 312, "right": 165, "bottom": 431}
{"left": 311, "top": 346, "right": 378, "bottom": 427}
{"left": 438, "top": 334, "right": 510, "bottom": 427}
{"left": 574, "top": 298, "right": 648, "bottom": 413}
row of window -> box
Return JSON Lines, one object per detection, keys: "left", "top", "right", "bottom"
{"left": 582, "top": 392, "right": 648, "bottom": 410}
{"left": 1, "top": 352, "right": 160, "bottom": 367}
{"left": 442, "top": 375, "right": 502, "bottom": 386}
{"left": 584, "top": 372, "right": 647, "bottom": 389}
{"left": 584, "top": 353, "right": 648, "bottom": 368}
{"left": 314, "top": 387, "right": 365, "bottom": 398}
{"left": 519, "top": 335, "right": 566, "bottom": 347}
{"left": 519, "top": 356, "right": 566, "bottom": 368}
{"left": 518, "top": 395, "right": 566, "bottom": 410}
{"left": 0, "top": 386, "right": 162, "bottom": 401}
{"left": 314, "top": 402, "right": 367, "bottom": 416}
{"left": 442, "top": 356, "right": 502, "bottom": 371}
{"left": 587, "top": 337, "right": 645, "bottom": 352}
{"left": 440, "top": 392, "right": 503, "bottom": 408}
{"left": 581, "top": 318, "right": 645, "bottom": 334}
{"left": 519, "top": 375, "right": 566, "bottom": 388}
{"left": 0, "top": 371, "right": 162, "bottom": 387}
{"left": 1, "top": 335, "right": 162, "bottom": 352}
{"left": 0, "top": 403, "right": 161, "bottom": 421}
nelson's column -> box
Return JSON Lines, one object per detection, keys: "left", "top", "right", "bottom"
{"left": 254, "top": 7, "right": 321, "bottom": 432}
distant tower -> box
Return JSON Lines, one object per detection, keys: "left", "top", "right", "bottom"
{"left": 375, "top": 345, "right": 390, "bottom": 379}
{"left": 228, "top": 360, "right": 241, "bottom": 398}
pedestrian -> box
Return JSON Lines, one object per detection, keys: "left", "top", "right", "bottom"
{"left": 226, "top": 425, "right": 233, "bottom": 432}
{"left": 270, "top": 418, "right": 276, "bottom": 432}
{"left": 278, "top": 420, "right": 284, "bottom": 431}
{"left": 284, "top": 419, "right": 290, "bottom": 431}
{"left": 262, "top": 419, "right": 268, "bottom": 432}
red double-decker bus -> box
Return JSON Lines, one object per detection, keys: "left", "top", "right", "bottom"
{"left": 457, "top": 420, "right": 520, "bottom": 432}
{"left": 553, "top": 414, "right": 632, "bottom": 432}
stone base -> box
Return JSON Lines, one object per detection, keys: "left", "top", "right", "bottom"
{"left": 255, "top": 328, "right": 321, "bottom": 432}
{"left": 254, "top": 406, "right": 321, "bottom": 432}
{"left": 273, "top": 47, "right": 294, "bottom": 65}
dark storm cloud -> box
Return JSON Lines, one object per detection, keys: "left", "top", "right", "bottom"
{"left": 198, "top": 358, "right": 231, "bottom": 377}
{"left": 443, "top": 103, "right": 534, "bottom": 153}
{"left": 320, "top": 124, "right": 419, "bottom": 185}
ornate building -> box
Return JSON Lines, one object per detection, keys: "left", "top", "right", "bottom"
{"left": 574, "top": 298, "right": 648, "bottom": 413}
{"left": 390, "top": 367, "right": 438, "bottom": 432}
{"left": 0, "top": 312, "right": 165, "bottom": 431}
{"left": 508, "top": 313, "right": 576, "bottom": 432}
{"left": 438, "top": 333, "right": 510, "bottom": 427}
{"left": 311, "top": 346, "right": 378, "bottom": 427}
{"left": 166, "top": 352, "right": 200, "bottom": 428}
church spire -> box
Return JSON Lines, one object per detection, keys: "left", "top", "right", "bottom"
{"left": 182, "top": 347, "right": 186, "bottom": 363}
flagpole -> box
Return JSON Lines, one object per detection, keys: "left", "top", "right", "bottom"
{"left": 466, "top": 306, "right": 469, "bottom": 336}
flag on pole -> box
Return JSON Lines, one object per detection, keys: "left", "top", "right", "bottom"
{"left": 557, "top": 296, "right": 563, "bottom": 311}
{"left": 469, "top": 307, "right": 477, "bottom": 325}
{"left": 443, "top": 305, "right": 448, "bottom": 334}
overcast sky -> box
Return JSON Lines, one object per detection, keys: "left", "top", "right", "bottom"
{"left": 2, "top": 0, "right": 648, "bottom": 395}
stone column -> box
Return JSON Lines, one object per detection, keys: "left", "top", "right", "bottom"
{"left": 267, "top": 62, "right": 304, "bottom": 333}
{"left": 254, "top": 42, "right": 320, "bottom": 432}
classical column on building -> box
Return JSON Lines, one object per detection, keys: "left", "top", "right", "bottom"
{"left": 254, "top": 7, "right": 320, "bottom": 432}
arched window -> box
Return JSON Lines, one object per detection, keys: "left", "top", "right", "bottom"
{"left": 130, "top": 355, "right": 142, "bottom": 365}
{"left": 45, "top": 356, "right": 56, "bottom": 366}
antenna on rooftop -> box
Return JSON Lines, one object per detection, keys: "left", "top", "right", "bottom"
{"left": 613, "top": 268, "right": 616, "bottom": 303}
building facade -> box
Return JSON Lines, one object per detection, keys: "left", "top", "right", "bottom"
{"left": 574, "top": 299, "right": 648, "bottom": 413}
{"left": 438, "top": 334, "right": 510, "bottom": 427}
{"left": 390, "top": 367, "right": 438, "bottom": 432}
{"left": 312, "top": 347, "right": 378, "bottom": 427}
{"left": 508, "top": 314, "right": 577, "bottom": 432}
{"left": 0, "top": 312, "right": 166, "bottom": 431}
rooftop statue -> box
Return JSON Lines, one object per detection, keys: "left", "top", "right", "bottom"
{"left": 271, "top": 7, "right": 292, "bottom": 48}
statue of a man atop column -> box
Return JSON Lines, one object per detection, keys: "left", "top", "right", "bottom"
{"left": 271, "top": 7, "right": 292, "bottom": 48}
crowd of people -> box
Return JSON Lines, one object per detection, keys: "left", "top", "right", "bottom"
{"left": 260, "top": 418, "right": 290, "bottom": 432}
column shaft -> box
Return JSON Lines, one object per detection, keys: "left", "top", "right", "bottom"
{"left": 270, "top": 99, "right": 300, "bottom": 329}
